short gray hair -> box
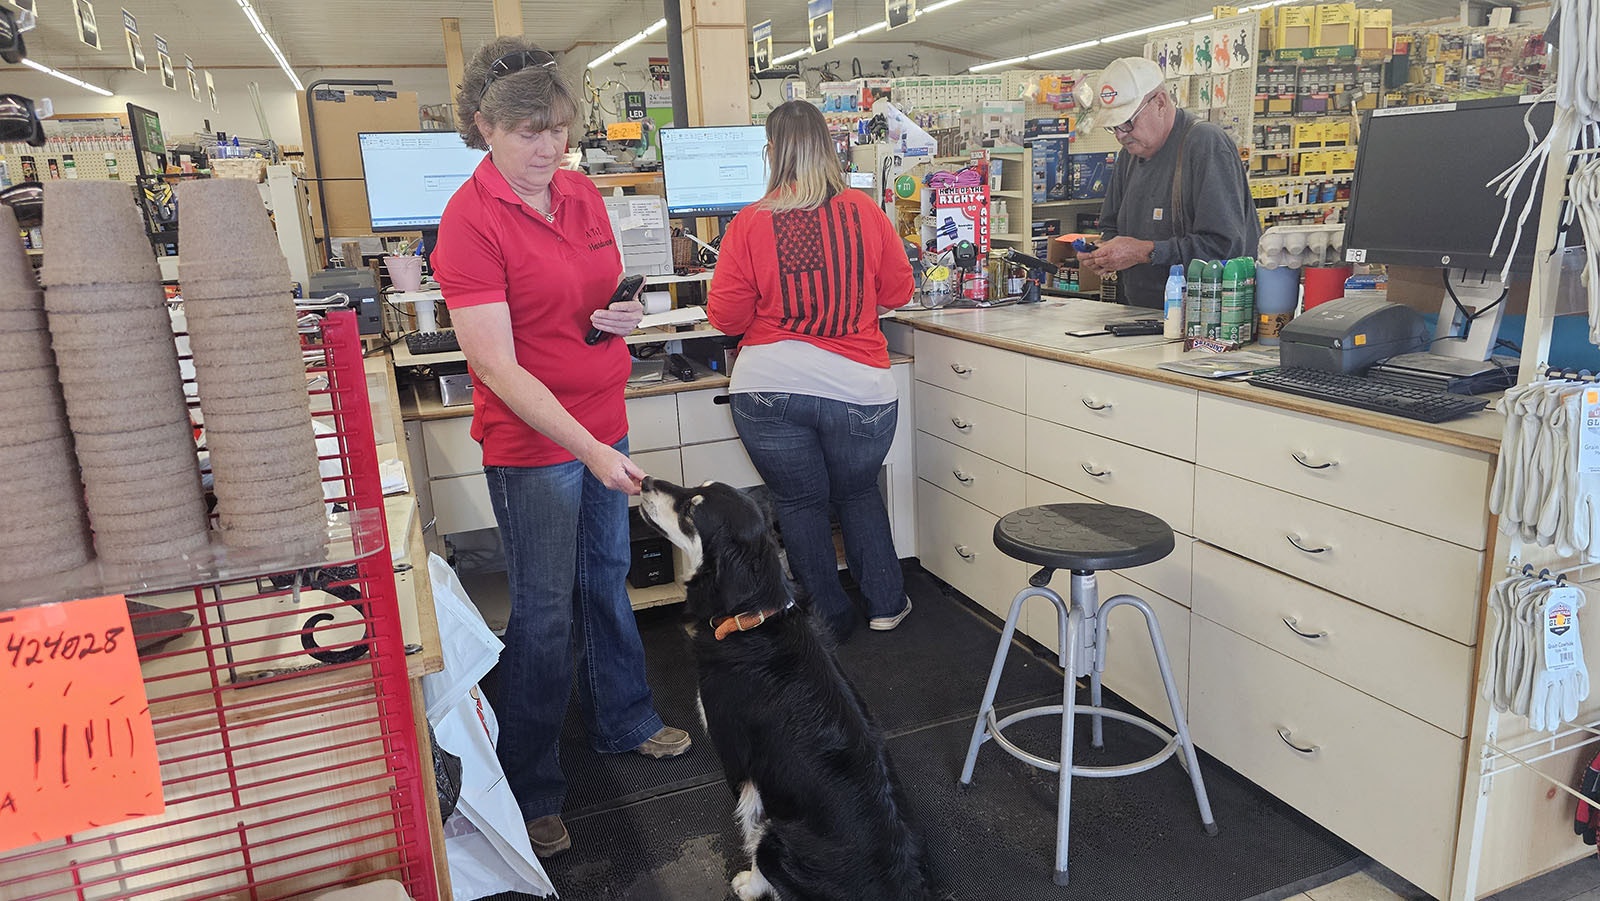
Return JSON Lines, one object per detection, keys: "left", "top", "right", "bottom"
{"left": 456, "top": 37, "right": 580, "bottom": 151}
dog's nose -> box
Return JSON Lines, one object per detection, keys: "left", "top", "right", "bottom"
{"left": 640, "top": 476, "right": 655, "bottom": 492}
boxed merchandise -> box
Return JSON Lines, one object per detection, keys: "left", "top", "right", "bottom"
{"left": 1256, "top": 65, "right": 1296, "bottom": 114}
{"left": 1067, "top": 152, "right": 1117, "bottom": 200}
{"left": 1032, "top": 219, "right": 1061, "bottom": 238}
{"left": 1031, "top": 136, "right": 1070, "bottom": 202}
{"left": 1276, "top": 6, "right": 1316, "bottom": 50}
{"left": 964, "top": 100, "right": 1025, "bottom": 148}
{"left": 1358, "top": 8, "right": 1392, "bottom": 55}
{"left": 1342, "top": 273, "right": 1388, "bottom": 303}
{"left": 1025, "top": 117, "right": 1075, "bottom": 139}
{"left": 1315, "top": 3, "right": 1358, "bottom": 47}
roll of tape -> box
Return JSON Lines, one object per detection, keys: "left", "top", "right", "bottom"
{"left": 642, "top": 291, "right": 671, "bottom": 315}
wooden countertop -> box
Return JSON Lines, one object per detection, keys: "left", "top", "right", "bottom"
{"left": 890, "top": 299, "right": 1505, "bottom": 456}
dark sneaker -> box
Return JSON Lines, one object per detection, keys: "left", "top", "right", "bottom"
{"left": 526, "top": 814, "right": 570, "bottom": 858}
{"left": 869, "top": 598, "right": 912, "bottom": 631}
{"left": 633, "top": 726, "right": 692, "bottom": 759}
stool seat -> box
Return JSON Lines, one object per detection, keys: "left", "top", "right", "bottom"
{"left": 993, "top": 504, "right": 1174, "bottom": 572}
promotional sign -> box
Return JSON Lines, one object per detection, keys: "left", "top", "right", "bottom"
{"left": 185, "top": 54, "right": 199, "bottom": 101}
{"left": 155, "top": 34, "right": 175, "bottom": 90}
{"left": 886, "top": 0, "right": 915, "bottom": 30}
{"left": 204, "top": 70, "right": 217, "bottom": 111}
{"left": 752, "top": 19, "right": 773, "bottom": 73}
{"left": 647, "top": 57, "right": 670, "bottom": 88}
{"left": 807, "top": 0, "right": 833, "bottom": 53}
{"left": 0, "top": 595, "right": 165, "bottom": 853}
{"left": 933, "top": 183, "right": 990, "bottom": 254}
{"left": 121, "top": 8, "right": 144, "bottom": 73}
{"left": 73, "top": 0, "right": 99, "bottom": 50}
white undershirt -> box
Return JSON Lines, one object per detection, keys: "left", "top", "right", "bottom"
{"left": 728, "top": 340, "right": 896, "bottom": 405}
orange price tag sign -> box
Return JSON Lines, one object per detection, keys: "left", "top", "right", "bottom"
{"left": 606, "top": 121, "right": 643, "bottom": 142}
{"left": 0, "top": 595, "right": 164, "bottom": 852}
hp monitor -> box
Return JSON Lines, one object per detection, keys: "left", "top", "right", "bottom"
{"left": 357, "top": 131, "right": 486, "bottom": 232}
{"left": 659, "top": 125, "right": 770, "bottom": 218}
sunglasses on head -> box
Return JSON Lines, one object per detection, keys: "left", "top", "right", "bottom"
{"left": 0, "top": 94, "right": 50, "bottom": 147}
{"left": 1, "top": 182, "right": 43, "bottom": 228}
{"left": 0, "top": 6, "right": 33, "bottom": 66}
{"left": 479, "top": 48, "right": 558, "bottom": 102}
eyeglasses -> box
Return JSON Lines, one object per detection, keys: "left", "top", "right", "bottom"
{"left": 1104, "top": 94, "right": 1156, "bottom": 136}
{"left": 479, "top": 49, "right": 558, "bottom": 102}
{"left": 0, "top": 94, "right": 50, "bottom": 147}
{"left": 0, "top": 6, "right": 29, "bottom": 65}
{"left": 1, "top": 182, "right": 43, "bottom": 228}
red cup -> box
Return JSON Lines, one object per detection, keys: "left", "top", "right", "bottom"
{"left": 1302, "top": 265, "right": 1353, "bottom": 310}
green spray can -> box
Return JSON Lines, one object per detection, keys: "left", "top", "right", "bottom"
{"left": 1184, "top": 259, "right": 1206, "bottom": 339}
{"left": 1201, "top": 260, "right": 1224, "bottom": 339}
{"left": 1220, "top": 257, "right": 1255, "bottom": 343}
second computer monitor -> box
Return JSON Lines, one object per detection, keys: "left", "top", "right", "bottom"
{"left": 659, "top": 125, "right": 770, "bottom": 218}
{"left": 357, "top": 131, "right": 487, "bottom": 232}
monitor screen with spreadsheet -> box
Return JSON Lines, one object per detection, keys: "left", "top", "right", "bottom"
{"left": 357, "top": 131, "right": 486, "bottom": 231}
{"left": 659, "top": 125, "right": 770, "bottom": 218}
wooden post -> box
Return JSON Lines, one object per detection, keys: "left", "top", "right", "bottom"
{"left": 441, "top": 17, "right": 465, "bottom": 100}
{"left": 678, "top": 0, "right": 750, "bottom": 126}
{"left": 493, "top": 0, "right": 523, "bottom": 37}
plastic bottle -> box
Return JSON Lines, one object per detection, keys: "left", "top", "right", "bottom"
{"left": 1220, "top": 257, "right": 1254, "bottom": 343}
{"left": 1201, "top": 260, "right": 1224, "bottom": 339}
{"left": 1163, "top": 265, "right": 1186, "bottom": 339}
{"left": 1184, "top": 259, "right": 1206, "bottom": 338}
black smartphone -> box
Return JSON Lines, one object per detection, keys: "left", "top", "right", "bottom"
{"left": 586, "top": 274, "right": 647, "bottom": 345}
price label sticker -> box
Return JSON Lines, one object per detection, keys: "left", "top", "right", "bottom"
{"left": 605, "top": 121, "right": 643, "bottom": 142}
{"left": 1580, "top": 390, "right": 1600, "bottom": 474}
{"left": 1544, "top": 586, "right": 1585, "bottom": 675}
{"left": 0, "top": 595, "right": 164, "bottom": 853}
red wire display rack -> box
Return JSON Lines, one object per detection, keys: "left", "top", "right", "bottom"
{"left": 0, "top": 310, "right": 438, "bottom": 900}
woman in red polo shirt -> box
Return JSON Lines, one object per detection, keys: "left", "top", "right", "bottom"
{"left": 707, "top": 100, "right": 915, "bottom": 641}
{"left": 430, "top": 37, "right": 690, "bottom": 860}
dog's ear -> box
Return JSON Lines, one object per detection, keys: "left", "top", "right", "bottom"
{"left": 694, "top": 489, "right": 788, "bottom": 615}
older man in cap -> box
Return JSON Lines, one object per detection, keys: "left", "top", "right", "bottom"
{"left": 1078, "top": 57, "right": 1259, "bottom": 309}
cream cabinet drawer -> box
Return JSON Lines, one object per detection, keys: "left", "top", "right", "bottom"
{"left": 1195, "top": 395, "right": 1491, "bottom": 549}
{"left": 916, "top": 479, "right": 1029, "bottom": 620}
{"left": 627, "top": 394, "right": 680, "bottom": 452}
{"left": 913, "top": 332, "right": 1027, "bottom": 411}
{"left": 915, "top": 431, "right": 1025, "bottom": 517}
{"left": 677, "top": 388, "right": 737, "bottom": 444}
{"left": 421, "top": 417, "right": 481, "bottom": 479}
{"left": 1027, "top": 418, "right": 1194, "bottom": 535}
{"left": 1194, "top": 469, "right": 1482, "bottom": 644}
{"left": 915, "top": 383, "right": 1026, "bottom": 470}
{"left": 1192, "top": 543, "right": 1473, "bottom": 736}
{"left": 629, "top": 449, "right": 682, "bottom": 506}
{"left": 431, "top": 473, "right": 496, "bottom": 535}
{"left": 1025, "top": 476, "right": 1192, "bottom": 607}
{"left": 1190, "top": 618, "right": 1462, "bottom": 898}
{"left": 681, "top": 439, "right": 761, "bottom": 489}
{"left": 1026, "top": 358, "right": 1198, "bottom": 460}
{"left": 1026, "top": 570, "right": 1189, "bottom": 731}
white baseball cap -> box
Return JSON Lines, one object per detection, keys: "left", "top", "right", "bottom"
{"left": 1093, "top": 57, "right": 1165, "bottom": 116}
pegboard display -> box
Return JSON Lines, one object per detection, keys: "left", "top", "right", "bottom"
{"left": 1142, "top": 10, "right": 1260, "bottom": 148}
{"left": 2, "top": 136, "right": 141, "bottom": 185}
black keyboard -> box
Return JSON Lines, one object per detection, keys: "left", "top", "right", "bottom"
{"left": 405, "top": 329, "right": 460, "bottom": 355}
{"left": 1248, "top": 367, "right": 1489, "bottom": 423}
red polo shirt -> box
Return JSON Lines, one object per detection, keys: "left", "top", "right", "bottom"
{"left": 432, "top": 158, "right": 629, "bottom": 467}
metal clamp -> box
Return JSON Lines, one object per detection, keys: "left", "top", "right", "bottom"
{"left": 1081, "top": 463, "right": 1111, "bottom": 478}
{"left": 1286, "top": 535, "right": 1330, "bottom": 554}
{"left": 1291, "top": 451, "right": 1336, "bottom": 470}
{"left": 951, "top": 416, "right": 973, "bottom": 431}
{"left": 1282, "top": 617, "right": 1327, "bottom": 640}
{"left": 1277, "top": 728, "right": 1319, "bottom": 755}
{"left": 952, "top": 469, "right": 974, "bottom": 484}
{"left": 1081, "top": 398, "right": 1113, "bottom": 411}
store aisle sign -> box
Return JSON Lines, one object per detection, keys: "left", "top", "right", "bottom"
{"left": 0, "top": 594, "right": 165, "bottom": 853}
{"left": 72, "top": 0, "right": 99, "bottom": 50}
{"left": 205, "top": 70, "right": 217, "bottom": 111}
{"left": 886, "top": 0, "right": 915, "bottom": 31}
{"left": 185, "top": 54, "right": 199, "bottom": 101}
{"left": 121, "top": 8, "right": 144, "bottom": 73}
{"left": 808, "top": 0, "right": 833, "bottom": 54}
{"left": 752, "top": 20, "right": 773, "bottom": 73}
{"left": 155, "top": 35, "right": 175, "bottom": 90}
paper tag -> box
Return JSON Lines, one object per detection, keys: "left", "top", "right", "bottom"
{"left": 0, "top": 595, "right": 164, "bottom": 852}
{"left": 628, "top": 198, "right": 665, "bottom": 231}
{"left": 605, "top": 121, "right": 643, "bottom": 141}
{"left": 1544, "top": 586, "right": 1584, "bottom": 675}
{"left": 1580, "top": 389, "right": 1600, "bottom": 474}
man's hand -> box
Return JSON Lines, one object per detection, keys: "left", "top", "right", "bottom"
{"left": 1079, "top": 237, "right": 1155, "bottom": 274}
{"left": 582, "top": 443, "right": 646, "bottom": 495}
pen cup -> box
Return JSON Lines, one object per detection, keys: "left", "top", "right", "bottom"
{"left": 384, "top": 254, "right": 425, "bottom": 293}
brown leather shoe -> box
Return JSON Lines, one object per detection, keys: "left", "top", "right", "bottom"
{"left": 633, "top": 726, "right": 692, "bottom": 759}
{"left": 526, "top": 814, "right": 571, "bottom": 858}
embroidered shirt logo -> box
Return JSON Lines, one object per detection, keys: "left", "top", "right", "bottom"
{"left": 585, "top": 224, "right": 615, "bottom": 253}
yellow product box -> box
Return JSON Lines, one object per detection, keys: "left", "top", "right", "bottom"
{"left": 1259, "top": 9, "right": 1276, "bottom": 51}
{"left": 1358, "top": 8, "right": 1392, "bottom": 53}
{"left": 1293, "top": 122, "right": 1322, "bottom": 148}
{"left": 1328, "top": 149, "right": 1358, "bottom": 172}
{"left": 1276, "top": 6, "right": 1316, "bottom": 50}
{"left": 1321, "top": 120, "right": 1350, "bottom": 145}
{"left": 1213, "top": 6, "right": 1238, "bottom": 18}
{"left": 1315, "top": 3, "right": 1357, "bottom": 47}
{"left": 1299, "top": 150, "right": 1332, "bottom": 175}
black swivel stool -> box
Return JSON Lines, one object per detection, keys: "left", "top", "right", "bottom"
{"left": 959, "top": 503, "right": 1217, "bottom": 886}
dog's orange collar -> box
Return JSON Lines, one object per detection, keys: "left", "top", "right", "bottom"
{"left": 711, "top": 601, "right": 794, "bottom": 640}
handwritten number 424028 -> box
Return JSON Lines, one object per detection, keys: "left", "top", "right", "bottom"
{"left": 6, "top": 628, "right": 125, "bottom": 667}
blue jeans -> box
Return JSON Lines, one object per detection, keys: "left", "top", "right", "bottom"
{"left": 731, "top": 392, "right": 904, "bottom": 637}
{"left": 485, "top": 437, "right": 664, "bottom": 820}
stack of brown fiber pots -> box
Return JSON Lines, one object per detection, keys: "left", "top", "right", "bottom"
{"left": 40, "top": 182, "right": 209, "bottom": 566}
{"left": 0, "top": 207, "right": 94, "bottom": 582}
{"left": 178, "top": 179, "right": 326, "bottom": 555}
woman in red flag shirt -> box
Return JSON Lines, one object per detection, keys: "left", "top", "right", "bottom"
{"left": 708, "top": 100, "right": 916, "bottom": 641}
{"left": 430, "top": 37, "right": 690, "bottom": 860}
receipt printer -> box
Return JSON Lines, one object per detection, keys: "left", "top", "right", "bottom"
{"left": 1279, "top": 296, "right": 1427, "bottom": 374}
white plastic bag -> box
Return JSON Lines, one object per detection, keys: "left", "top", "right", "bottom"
{"left": 424, "top": 552, "right": 503, "bottom": 721}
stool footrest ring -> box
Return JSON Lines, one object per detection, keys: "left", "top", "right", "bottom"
{"left": 982, "top": 705, "right": 1179, "bottom": 778}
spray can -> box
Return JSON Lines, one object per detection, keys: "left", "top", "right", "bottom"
{"left": 1184, "top": 259, "right": 1206, "bottom": 338}
{"left": 1220, "top": 257, "right": 1254, "bottom": 343}
{"left": 1163, "top": 265, "right": 1186, "bottom": 339}
{"left": 1201, "top": 260, "right": 1224, "bottom": 339}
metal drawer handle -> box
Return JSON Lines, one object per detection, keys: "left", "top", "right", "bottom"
{"left": 1081, "top": 463, "right": 1111, "bottom": 478}
{"left": 955, "top": 544, "right": 976, "bottom": 560}
{"left": 1286, "top": 535, "right": 1330, "bottom": 554}
{"left": 1081, "top": 397, "right": 1113, "bottom": 411}
{"left": 951, "top": 416, "right": 973, "bottom": 431}
{"left": 1277, "top": 728, "right": 1319, "bottom": 755}
{"left": 950, "top": 363, "right": 973, "bottom": 375}
{"left": 1282, "top": 617, "right": 1327, "bottom": 640}
{"left": 1291, "top": 451, "right": 1336, "bottom": 470}
{"left": 952, "top": 469, "right": 975, "bottom": 484}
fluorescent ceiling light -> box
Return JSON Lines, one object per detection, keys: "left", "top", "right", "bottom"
{"left": 773, "top": 47, "right": 811, "bottom": 64}
{"left": 589, "top": 18, "right": 667, "bottom": 69}
{"left": 1104, "top": 20, "right": 1188, "bottom": 43}
{"left": 970, "top": 55, "right": 1027, "bottom": 73}
{"left": 1027, "top": 39, "right": 1102, "bottom": 61}
{"left": 21, "top": 58, "right": 112, "bottom": 96}
{"left": 921, "top": 0, "right": 966, "bottom": 13}
{"left": 235, "top": 0, "right": 301, "bottom": 91}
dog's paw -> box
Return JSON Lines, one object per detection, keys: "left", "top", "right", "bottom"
{"left": 731, "top": 869, "right": 773, "bottom": 900}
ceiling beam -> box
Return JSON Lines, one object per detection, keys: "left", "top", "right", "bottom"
{"left": 442, "top": 17, "right": 465, "bottom": 98}
{"left": 494, "top": 0, "right": 524, "bottom": 37}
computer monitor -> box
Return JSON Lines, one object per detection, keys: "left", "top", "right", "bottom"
{"left": 659, "top": 125, "right": 770, "bottom": 218}
{"left": 127, "top": 103, "right": 165, "bottom": 177}
{"left": 357, "top": 131, "right": 486, "bottom": 232}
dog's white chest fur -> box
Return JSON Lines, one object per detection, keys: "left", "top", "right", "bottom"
{"left": 732, "top": 781, "right": 775, "bottom": 900}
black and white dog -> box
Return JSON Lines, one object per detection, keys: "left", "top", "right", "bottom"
{"left": 638, "top": 477, "right": 931, "bottom": 901}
